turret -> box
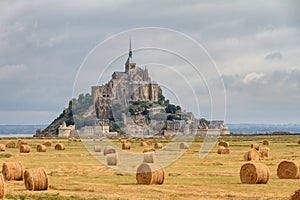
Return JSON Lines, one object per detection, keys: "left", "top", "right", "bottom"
{"left": 125, "top": 37, "right": 136, "bottom": 73}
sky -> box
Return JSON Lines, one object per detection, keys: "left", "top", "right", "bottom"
{"left": 0, "top": 0, "right": 299, "bottom": 125}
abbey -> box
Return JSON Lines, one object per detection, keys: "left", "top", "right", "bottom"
{"left": 91, "top": 41, "right": 162, "bottom": 120}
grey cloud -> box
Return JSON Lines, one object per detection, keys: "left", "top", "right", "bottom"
{"left": 265, "top": 52, "right": 283, "bottom": 61}
{"left": 223, "top": 69, "right": 300, "bottom": 123}
{"left": 0, "top": 0, "right": 299, "bottom": 124}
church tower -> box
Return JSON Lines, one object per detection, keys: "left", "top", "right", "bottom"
{"left": 125, "top": 37, "right": 136, "bottom": 73}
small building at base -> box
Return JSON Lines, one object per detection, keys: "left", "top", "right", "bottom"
{"left": 58, "top": 122, "right": 76, "bottom": 137}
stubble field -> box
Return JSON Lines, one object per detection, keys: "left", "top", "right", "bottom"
{"left": 1, "top": 135, "right": 300, "bottom": 200}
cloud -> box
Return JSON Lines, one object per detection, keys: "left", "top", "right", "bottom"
{"left": 242, "top": 72, "right": 265, "bottom": 84}
{"left": 0, "top": 0, "right": 299, "bottom": 124}
{"left": 36, "top": 33, "right": 69, "bottom": 48}
{"left": 223, "top": 69, "right": 300, "bottom": 123}
{"left": 265, "top": 52, "right": 283, "bottom": 61}
{"left": 0, "top": 64, "right": 26, "bottom": 79}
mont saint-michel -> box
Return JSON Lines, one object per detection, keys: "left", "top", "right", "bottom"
{"left": 39, "top": 41, "right": 229, "bottom": 138}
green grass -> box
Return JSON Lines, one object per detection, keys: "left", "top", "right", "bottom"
{"left": 0, "top": 153, "right": 13, "bottom": 158}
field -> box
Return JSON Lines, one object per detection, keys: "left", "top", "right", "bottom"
{"left": 1, "top": 135, "right": 300, "bottom": 200}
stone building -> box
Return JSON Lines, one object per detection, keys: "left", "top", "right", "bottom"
{"left": 58, "top": 121, "right": 76, "bottom": 137}
{"left": 92, "top": 40, "right": 162, "bottom": 120}
{"left": 166, "top": 120, "right": 185, "bottom": 131}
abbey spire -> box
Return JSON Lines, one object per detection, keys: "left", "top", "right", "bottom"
{"left": 125, "top": 37, "right": 136, "bottom": 73}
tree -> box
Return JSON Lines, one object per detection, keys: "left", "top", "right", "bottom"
{"left": 165, "top": 104, "right": 176, "bottom": 114}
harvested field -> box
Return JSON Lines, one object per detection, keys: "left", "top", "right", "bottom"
{"left": 0, "top": 135, "right": 299, "bottom": 199}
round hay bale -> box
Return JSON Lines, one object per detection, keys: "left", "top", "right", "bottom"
{"left": 76, "top": 138, "right": 81, "bottom": 142}
{"left": 24, "top": 167, "right": 48, "bottom": 191}
{"left": 142, "top": 148, "right": 156, "bottom": 153}
{"left": 0, "top": 144, "right": 5, "bottom": 151}
{"left": 36, "top": 144, "right": 46, "bottom": 152}
{"left": 143, "top": 151, "right": 156, "bottom": 163}
{"left": 260, "top": 147, "right": 270, "bottom": 159}
{"left": 240, "top": 162, "right": 270, "bottom": 184}
{"left": 5, "top": 141, "right": 16, "bottom": 148}
{"left": 0, "top": 174, "right": 5, "bottom": 200}
{"left": 2, "top": 161, "right": 24, "bottom": 181}
{"left": 106, "top": 153, "right": 119, "bottom": 166}
{"left": 68, "top": 138, "right": 73, "bottom": 142}
{"left": 42, "top": 141, "right": 52, "bottom": 147}
{"left": 218, "top": 140, "right": 229, "bottom": 148}
{"left": 251, "top": 143, "right": 259, "bottom": 151}
{"left": 179, "top": 142, "right": 189, "bottom": 149}
{"left": 244, "top": 149, "right": 260, "bottom": 161}
{"left": 94, "top": 146, "right": 101, "bottom": 152}
{"left": 217, "top": 146, "right": 230, "bottom": 154}
{"left": 20, "top": 144, "right": 31, "bottom": 153}
{"left": 291, "top": 189, "right": 300, "bottom": 200}
{"left": 277, "top": 160, "right": 300, "bottom": 179}
{"left": 104, "top": 146, "right": 116, "bottom": 155}
{"left": 122, "top": 142, "right": 131, "bottom": 150}
{"left": 262, "top": 140, "right": 269, "bottom": 146}
{"left": 298, "top": 140, "right": 300, "bottom": 145}
{"left": 154, "top": 143, "right": 163, "bottom": 149}
{"left": 146, "top": 140, "right": 153, "bottom": 146}
{"left": 17, "top": 141, "right": 28, "bottom": 147}
{"left": 54, "top": 143, "right": 65, "bottom": 150}
{"left": 140, "top": 142, "right": 148, "bottom": 147}
{"left": 136, "top": 163, "right": 165, "bottom": 184}
{"left": 120, "top": 139, "right": 126, "bottom": 144}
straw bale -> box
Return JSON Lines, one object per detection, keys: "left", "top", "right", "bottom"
{"left": 24, "top": 167, "right": 48, "bottom": 191}
{"left": 54, "top": 143, "right": 65, "bottom": 150}
{"left": 136, "top": 163, "right": 165, "bottom": 184}
{"left": 218, "top": 140, "right": 229, "bottom": 147}
{"left": 104, "top": 146, "right": 116, "bottom": 155}
{"left": 2, "top": 162, "right": 24, "bottom": 181}
{"left": 106, "top": 153, "right": 119, "bottom": 166}
{"left": 240, "top": 162, "right": 270, "bottom": 184}
{"left": 154, "top": 143, "right": 163, "bottom": 149}
{"left": 244, "top": 149, "right": 260, "bottom": 161}
{"left": 179, "top": 142, "right": 189, "bottom": 149}
{"left": 277, "top": 160, "right": 300, "bottom": 179}
{"left": 36, "top": 144, "right": 46, "bottom": 152}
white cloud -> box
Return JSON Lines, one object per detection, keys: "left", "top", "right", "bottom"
{"left": 242, "top": 72, "right": 265, "bottom": 84}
